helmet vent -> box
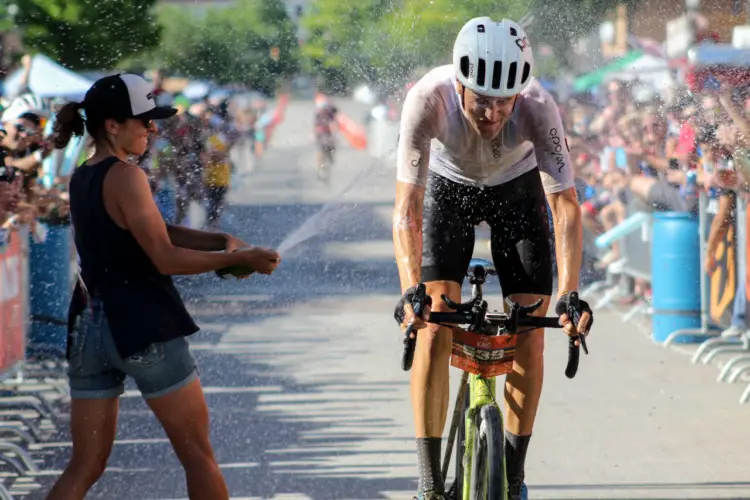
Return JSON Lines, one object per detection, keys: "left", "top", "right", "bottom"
{"left": 492, "top": 61, "right": 502, "bottom": 89}
{"left": 460, "top": 56, "right": 470, "bottom": 78}
{"left": 477, "top": 24, "right": 485, "bottom": 33}
{"left": 510, "top": 27, "right": 518, "bottom": 36}
{"left": 521, "top": 62, "right": 531, "bottom": 84}
{"left": 507, "top": 62, "right": 518, "bottom": 90}
{"left": 477, "top": 58, "right": 486, "bottom": 86}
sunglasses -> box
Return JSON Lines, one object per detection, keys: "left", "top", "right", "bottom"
{"left": 139, "top": 118, "right": 153, "bottom": 129}
{"left": 13, "top": 122, "right": 29, "bottom": 135}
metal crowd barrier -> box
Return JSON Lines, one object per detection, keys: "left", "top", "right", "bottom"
{"left": 686, "top": 195, "right": 750, "bottom": 404}
{"left": 0, "top": 227, "right": 71, "bottom": 497}
{"left": 583, "top": 190, "right": 750, "bottom": 404}
{"left": 689, "top": 194, "right": 750, "bottom": 397}
{"left": 581, "top": 200, "right": 652, "bottom": 318}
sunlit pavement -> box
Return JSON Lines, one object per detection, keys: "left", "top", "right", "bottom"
{"left": 32, "top": 99, "right": 750, "bottom": 499}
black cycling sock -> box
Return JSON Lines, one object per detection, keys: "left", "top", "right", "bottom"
{"left": 505, "top": 431, "right": 531, "bottom": 481}
{"left": 417, "top": 437, "right": 444, "bottom": 493}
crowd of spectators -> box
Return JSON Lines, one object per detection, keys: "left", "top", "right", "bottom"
{"left": 0, "top": 58, "right": 262, "bottom": 244}
{"left": 560, "top": 75, "right": 750, "bottom": 338}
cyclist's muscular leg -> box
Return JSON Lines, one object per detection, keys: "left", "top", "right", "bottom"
{"left": 411, "top": 279, "right": 461, "bottom": 438}
{"left": 504, "top": 293, "right": 550, "bottom": 435}
{"left": 485, "top": 168, "right": 556, "bottom": 498}
{"left": 503, "top": 293, "right": 550, "bottom": 499}
{"left": 411, "top": 279, "right": 461, "bottom": 496}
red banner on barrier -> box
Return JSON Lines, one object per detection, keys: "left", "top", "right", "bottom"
{"left": 0, "top": 230, "right": 26, "bottom": 374}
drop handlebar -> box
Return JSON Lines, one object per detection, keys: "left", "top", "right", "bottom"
{"left": 401, "top": 294, "right": 586, "bottom": 379}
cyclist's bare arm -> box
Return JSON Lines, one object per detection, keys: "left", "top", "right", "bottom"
{"left": 548, "top": 188, "right": 583, "bottom": 296}
{"left": 394, "top": 84, "right": 440, "bottom": 293}
{"left": 523, "top": 87, "right": 583, "bottom": 297}
{"left": 394, "top": 181, "right": 425, "bottom": 293}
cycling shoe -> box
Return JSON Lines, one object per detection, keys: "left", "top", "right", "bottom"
{"left": 508, "top": 477, "right": 529, "bottom": 500}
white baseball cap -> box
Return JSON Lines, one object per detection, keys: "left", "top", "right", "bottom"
{"left": 82, "top": 73, "right": 177, "bottom": 121}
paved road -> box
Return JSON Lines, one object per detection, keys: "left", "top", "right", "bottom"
{"left": 30, "top": 99, "right": 750, "bottom": 499}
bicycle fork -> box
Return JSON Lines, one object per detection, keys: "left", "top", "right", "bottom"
{"left": 442, "top": 371, "right": 469, "bottom": 482}
{"left": 443, "top": 372, "right": 502, "bottom": 499}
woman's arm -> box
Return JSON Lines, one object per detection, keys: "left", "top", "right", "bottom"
{"left": 166, "top": 225, "right": 228, "bottom": 251}
{"left": 107, "top": 163, "right": 245, "bottom": 275}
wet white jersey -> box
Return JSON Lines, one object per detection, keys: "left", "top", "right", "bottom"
{"left": 396, "top": 65, "right": 574, "bottom": 193}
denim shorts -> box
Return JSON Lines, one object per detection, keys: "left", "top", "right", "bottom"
{"left": 68, "top": 301, "right": 199, "bottom": 400}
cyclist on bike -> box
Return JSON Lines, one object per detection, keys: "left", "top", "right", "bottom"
{"left": 392, "top": 18, "right": 593, "bottom": 500}
{"left": 314, "top": 95, "right": 338, "bottom": 180}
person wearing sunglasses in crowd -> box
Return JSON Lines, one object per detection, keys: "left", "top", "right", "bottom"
{"left": 0, "top": 93, "right": 58, "bottom": 229}
{"left": 45, "top": 74, "right": 281, "bottom": 500}
{"left": 0, "top": 94, "right": 54, "bottom": 174}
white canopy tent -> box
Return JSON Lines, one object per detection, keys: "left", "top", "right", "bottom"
{"left": 3, "top": 54, "right": 93, "bottom": 100}
{"left": 605, "top": 53, "right": 673, "bottom": 91}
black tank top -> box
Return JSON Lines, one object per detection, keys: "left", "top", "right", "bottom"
{"left": 67, "top": 156, "right": 198, "bottom": 358}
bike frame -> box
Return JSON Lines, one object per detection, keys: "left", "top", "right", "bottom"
{"left": 441, "top": 277, "right": 508, "bottom": 500}
{"left": 402, "top": 260, "right": 583, "bottom": 500}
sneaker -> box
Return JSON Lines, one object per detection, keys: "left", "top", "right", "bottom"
{"left": 508, "top": 476, "right": 529, "bottom": 500}
{"left": 721, "top": 325, "right": 748, "bottom": 339}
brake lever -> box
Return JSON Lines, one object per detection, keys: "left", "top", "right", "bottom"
{"left": 401, "top": 283, "right": 428, "bottom": 372}
{"left": 568, "top": 292, "right": 589, "bottom": 355}
{"left": 516, "top": 298, "right": 545, "bottom": 315}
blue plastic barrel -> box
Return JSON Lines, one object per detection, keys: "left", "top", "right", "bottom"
{"left": 651, "top": 212, "right": 702, "bottom": 343}
{"left": 28, "top": 225, "right": 72, "bottom": 358}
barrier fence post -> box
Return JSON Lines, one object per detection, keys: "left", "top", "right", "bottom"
{"left": 735, "top": 196, "right": 750, "bottom": 403}
{"left": 698, "top": 193, "right": 712, "bottom": 333}
{"left": 741, "top": 196, "right": 748, "bottom": 316}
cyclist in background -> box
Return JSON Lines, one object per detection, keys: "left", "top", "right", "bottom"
{"left": 314, "top": 95, "right": 338, "bottom": 181}
{"left": 202, "top": 114, "right": 234, "bottom": 230}
{"left": 392, "top": 18, "right": 593, "bottom": 500}
{"left": 163, "top": 95, "right": 205, "bottom": 226}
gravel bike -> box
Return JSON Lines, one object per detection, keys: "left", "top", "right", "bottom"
{"left": 401, "top": 258, "right": 589, "bottom": 500}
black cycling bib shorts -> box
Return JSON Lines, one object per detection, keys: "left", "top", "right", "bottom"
{"left": 421, "top": 167, "right": 553, "bottom": 296}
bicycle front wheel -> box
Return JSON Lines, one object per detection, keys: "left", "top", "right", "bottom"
{"left": 469, "top": 404, "right": 505, "bottom": 500}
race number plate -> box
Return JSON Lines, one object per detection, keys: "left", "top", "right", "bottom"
{"left": 450, "top": 328, "right": 517, "bottom": 377}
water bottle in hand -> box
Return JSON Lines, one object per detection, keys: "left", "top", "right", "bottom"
{"left": 216, "top": 247, "right": 281, "bottom": 279}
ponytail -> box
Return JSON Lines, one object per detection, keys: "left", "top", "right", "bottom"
{"left": 53, "top": 102, "right": 85, "bottom": 150}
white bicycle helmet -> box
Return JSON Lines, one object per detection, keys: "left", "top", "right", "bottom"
{"left": 1, "top": 93, "right": 50, "bottom": 122}
{"left": 453, "top": 17, "right": 534, "bottom": 98}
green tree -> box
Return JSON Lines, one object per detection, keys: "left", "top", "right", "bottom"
{"left": 527, "top": 0, "right": 638, "bottom": 67}
{"left": 151, "top": 0, "right": 299, "bottom": 94}
{"left": 372, "top": 0, "right": 529, "bottom": 77}
{"left": 301, "top": 0, "right": 634, "bottom": 91}
{"left": 13, "top": 0, "right": 161, "bottom": 70}
{"left": 299, "top": 0, "right": 394, "bottom": 93}
{"left": 301, "top": 0, "right": 529, "bottom": 93}
{"left": 0, "top": 4, "right": 14, "bottom": 32}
